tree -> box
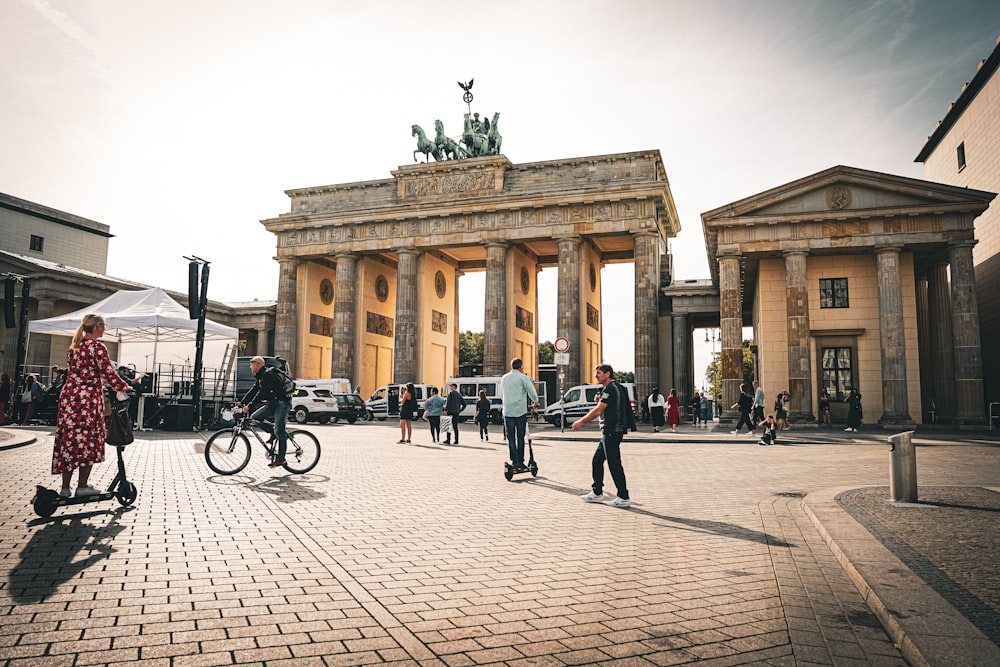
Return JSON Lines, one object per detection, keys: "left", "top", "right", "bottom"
{"left": 614, "top": 371, "right": 635, "bottom": 384}
{"left": 459, "top": 331, "right": 484, "bottom": 365}
{"left": 704, "top": 340, "right": 755, "bottom": 401}
{"left": 538, "top": 340, "right": 554, "bottom": 364}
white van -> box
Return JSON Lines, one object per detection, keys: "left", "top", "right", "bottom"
{"left": 296, "top": 377, "right": 352, "bottom": 394}
{"left": 543, "top": 382, "right": 636, "bottom": 426}
{"left": 366, "top": 383, "right": 436, "bottom": 420}
{"left": 445, "top": 376, "right": 547, "bottom": 424}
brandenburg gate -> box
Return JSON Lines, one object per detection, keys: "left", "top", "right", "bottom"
{"left": 261, "top": 150, "right": 680, "bottom": 398}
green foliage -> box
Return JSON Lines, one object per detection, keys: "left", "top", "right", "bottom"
{"left": 538, "top": 340, "right": 555, "bottom": 365}
{"left": 459, "top": 331, "right": 484, "bottom": 365}
{"left": 614, "top": 371, "right": 634, "bottom": 384}
{"left": 704, "top": 340, "right": 756, "bottom": 399}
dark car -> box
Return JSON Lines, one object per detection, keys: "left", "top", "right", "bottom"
{"left": 330, "top": 393, "right": 366, "bottom": 423}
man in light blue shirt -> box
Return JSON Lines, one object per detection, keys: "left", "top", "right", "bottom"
{"left": 500, "top": 358, "right": 539, "bottom": 470}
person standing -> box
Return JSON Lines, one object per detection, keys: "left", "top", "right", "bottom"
{"left": 0, "top": 372, "right": 11, "bottom": 426}
{"left": 752, "top": 381, "right": 765, "bottom": 425}
{"left": 731, "top": 383, "right": 756, "bottom": 436}
{"left": 573, "top": 364, "right": 633, "bottom": 508}
{"left": 845, "top": 388, "right": 863, "bottom": 432}
{"left": 819, "top": 388, "right": 831, "bottom": 426}
{"left": 700, "top": 392, "right": 710, "bottom": 425}
{"left": 779, "top": 390, "right": 792, "bottom": 430}
{"left": 691, "top": 390, "right": 702, "bottom": 426}
{"left": 475, "top": 390, "right": 492, "bottom": 441}
{"left": 398, "top": 383, "right": 416, "bottom": 443}
{"left": 241, "top": 356, "right": 292, "bottom": 467}
{"left": 666, "top": 388, "right": 680, "bottom": 432}
{"left": 18, "top": 374, "right": 44, "bottom": 425}
{"left": 443, "top": 382, "right": 464, "bottom": 444}
{"left": 423, "top": 386, "right": 444, "bottom": 443}
{"left": 52, "top": 314, "right": 132, "bottom": 497}
{"left": 500, "top": 358, "right": 539, "bottom": 469}
{"left": 647, "top": 387, "right": 665, "bottom": 432}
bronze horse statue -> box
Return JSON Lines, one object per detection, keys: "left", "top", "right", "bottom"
{"left": 412, "top": 124, "right": 441, "bottom": 162}
{"left": 487, "top": 112, "right": 502, "bottom": 155}
{"left": 434, "top": 120, "right": 467, "bottom": 160}
{"left": 462, "top": 113, "right": 490, "bottom": 157}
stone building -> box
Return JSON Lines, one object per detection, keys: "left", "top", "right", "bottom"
{"left": 916, "top": 35, "right": 1000, "bottom": 407}
{"left": 261, "top": 151, "right": 680, "bottom": 400}
{"left": 701, "top": 166, "right": 994, "bottom": 426}
{"left": 0, "top": 192, "right": 276, "bottom": 379}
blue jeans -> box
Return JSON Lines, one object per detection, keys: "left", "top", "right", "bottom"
{"left": 252, "top": 400, "right": 290, "bottom": 460}
{"left": 505, "top": 414, "right": 528, "bottom": 466}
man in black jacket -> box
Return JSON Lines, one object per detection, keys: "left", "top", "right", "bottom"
{"left": 242, "top": 356, "right": 291, "bottom": 467}
{"left": 444, "top": 382, "right": 464, "bottom": 444}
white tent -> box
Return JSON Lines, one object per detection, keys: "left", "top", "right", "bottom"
{"left": 28, "top": 287, "right": 238, "bottom": 375}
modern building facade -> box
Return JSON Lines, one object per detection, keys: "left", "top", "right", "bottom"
{"left": 916, "top": 35, "right": 1000, "bottom": 406}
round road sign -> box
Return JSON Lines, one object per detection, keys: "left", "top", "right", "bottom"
{"left": 554, "top": 337, "right": 570, "bottom": 353}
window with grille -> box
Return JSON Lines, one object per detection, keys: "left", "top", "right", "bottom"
{"left": 819, "top": 278, "right": 849, "bottom": 308}
{"left": 822, "top": 347, "right": 853, "bottom": 401}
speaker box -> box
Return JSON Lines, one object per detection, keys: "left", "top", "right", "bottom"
{"left": 161, "top": 403, "right": 194, "bottom": 431}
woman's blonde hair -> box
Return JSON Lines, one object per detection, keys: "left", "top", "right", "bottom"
{"left": 71, "top": 314, "right": 105, "bottom": 349}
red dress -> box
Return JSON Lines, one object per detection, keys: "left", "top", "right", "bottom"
{"left": 666, "top": 395, "right": 680, "bottom": 426}
{"left": 52, "top": 338, "right": 131, "bottom": 474}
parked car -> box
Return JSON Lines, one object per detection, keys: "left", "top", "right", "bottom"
{"left": 290, "top": 387, "right": 338, "bottom": 424}
{"left": 543, "top": 382, "right": 636, "bottom": 426}
{"left": 330, "top": 393, "right": 366, "bottom": 423}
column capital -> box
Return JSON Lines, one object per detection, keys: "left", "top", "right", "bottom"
{"left": 484, "top": 240, "right": 509, "bottom": 249}
{"left": 781, "top": 248, "right": 809, "bottom": 258}
{"left": 393, "top": 246, "right": 420, "bottom": 257}
{"left": 334, "top": 251, "right": 356, "bottom": 261}
{"left": 874, "top": 243, "right": 903, "bottom": 255}
{"left": 276, "top": 256, "right": 300, "bottom": 266}
{"left": 947, "top": 239, "right": 978, "bottom": 252}
{"left": 630, "top": 229, "right": 659, "bottom": 240}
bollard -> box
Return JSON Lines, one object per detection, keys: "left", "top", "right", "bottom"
{"left": 887, "top": 430, "right": 917, "bottom": 502}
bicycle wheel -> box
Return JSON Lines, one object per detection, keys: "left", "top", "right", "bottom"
{"left": 282, "top": 429, "right": 320, "bottom": 474}
{"left": 205, "top": 429, "right": 252, "bottom": 475}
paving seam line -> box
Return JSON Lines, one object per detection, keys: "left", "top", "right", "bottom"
{"left": 254, "top": 481, "right": 446, "bottom": 667}
{"left": 802, "top": 486, "right": 1000, "bottom": 667}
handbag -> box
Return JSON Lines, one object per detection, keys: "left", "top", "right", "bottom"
{"left": 106, "top": 396, "right": 135, "bottom": 446}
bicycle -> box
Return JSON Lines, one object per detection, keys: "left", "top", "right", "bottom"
{"left": 204, "top": 411, "right": 321, "bottom": 475}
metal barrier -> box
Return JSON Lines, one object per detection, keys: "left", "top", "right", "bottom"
{"left": 888, "top": 431, "right": 917, "bottom": 503}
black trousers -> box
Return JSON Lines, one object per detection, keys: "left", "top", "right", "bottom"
{"left": 445, "top": 414, "right": 460, "bottom": 442}
{"left": 591, "top": 432, "right": 629, "bottom": 500}
{"left": 427, "top": 416, "right": 440, "bottom": 441}
{"left": 736, "top": 411, "right": 755, "bottom": 432}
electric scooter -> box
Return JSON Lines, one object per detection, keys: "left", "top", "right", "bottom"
{"left": 32, "top": 396, "right": 139, "bottom": 517}
{"left": 503, "top": 413, "right": 539, "bottom": 481}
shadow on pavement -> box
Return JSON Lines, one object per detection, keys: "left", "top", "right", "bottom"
{"left": 13, "top": 508, "right": 130, "bottom": 603}
{"left": 252, "top": 474, "right": 329, "bottom": 503}
{"left": 530, "top": 479, "right": 793, "bottom": 547}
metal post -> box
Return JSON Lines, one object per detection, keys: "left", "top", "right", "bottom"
{"left": 888, "top": 431, "right": 917, "bottom": 503}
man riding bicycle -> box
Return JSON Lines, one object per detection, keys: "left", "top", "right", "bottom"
{"left": 242, "top": 356, "right": 290, "bottom": 467}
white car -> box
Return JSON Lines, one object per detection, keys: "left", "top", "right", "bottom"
{"left": 289, "top": 387, "right": 338, "bottom": 424}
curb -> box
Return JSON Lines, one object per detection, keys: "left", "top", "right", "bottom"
{"left": 0, "top": 427, "right": 37, "bottom": 451}
{"left": 802, "top": 486, "right": 1000, "bottom": 667}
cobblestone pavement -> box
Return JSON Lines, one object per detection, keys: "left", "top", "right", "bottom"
{"left": 1, "top": 421, "right": 998, "bottom": 666}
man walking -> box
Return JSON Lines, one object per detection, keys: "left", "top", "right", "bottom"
{"left": 572, "top": 364, "right": 632, "bottom": 508}
{"left": 752, "top": 380, "right": 765, "bottom": 425}
{"left": 443, "top": 382, "right": 464, "bottom": 444}
{"left": 500, "top": 358, "right": 539, "bottom": 470}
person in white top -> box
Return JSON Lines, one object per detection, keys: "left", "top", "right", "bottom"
{"left": 647, "top": 388, "right": 666, "bottom": 432}
{"left": 500, "top": 358, "right": 539, "bottom": 470}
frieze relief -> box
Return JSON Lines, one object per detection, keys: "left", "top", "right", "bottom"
{"left": 400, "top": 169, "right": 498, "bottom": 201}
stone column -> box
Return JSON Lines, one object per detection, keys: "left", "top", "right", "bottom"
{"left": 30, "top": 298, "right": 55, "bottom": 370}
{"left": 556, "top": 236, "right": 582, "bottom": 392}
{"left": 784, "top": 250, "right": 814, "bottom": 421}
{"left": 671, "top": 312, "right": 690, "bottom": 409}
{"left": 454, "top": 269, "right": 462, "bottom": 376}
{"left": 875, "top": 245, "right": 911, "bottom": 423}
{"left": 949, "top": 241, "right": 985, "bottom": 422}
{"left": 483, "top": 241, "right": 508, "bottom": 376}
{"left": 393, "top": 248, "right": 419, "bottom": 384}
{"left": 331, "top": 253, "right": 357, "bottom": 380}
{"left": 719, "top": 254, "right": 742, "bottom": 422}
{"left": 633, "top": 230, "right": 660, "bottom": 406}
{"left": 274, "top": 258, "right": 299, "bottom": 375}
{"left": 914, "top": 272, "right": 932, "bottom": 421}
{"left": 926, "top": 263, "right": 957, "bottom": 421}
{"left": 257, "top": 328, "right": 270, "bottom": 357}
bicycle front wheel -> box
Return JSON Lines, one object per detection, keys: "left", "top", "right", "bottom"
{"left": 283, "top": 430, "right": 321, "bottom": 474}
{"left": 205, "top": 429, "right": 252, "bottom": 475}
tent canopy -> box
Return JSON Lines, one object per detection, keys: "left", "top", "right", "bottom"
{"left": 28, "top": 287, "right": 238, "bottom": 342}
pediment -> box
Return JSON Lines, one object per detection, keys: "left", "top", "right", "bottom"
{"left": 703, "top": 165, "right": 995, "bottom": 223}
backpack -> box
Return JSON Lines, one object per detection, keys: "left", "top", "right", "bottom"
{"left": 617, "top": 383, "right": 637, "bottom": 433}
{"left": 268, "top": 366, "right": 296, "bottom": 399}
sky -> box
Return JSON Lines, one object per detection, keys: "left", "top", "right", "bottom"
{"left": 2, "top": 0, "right": 999, "bottom": 385}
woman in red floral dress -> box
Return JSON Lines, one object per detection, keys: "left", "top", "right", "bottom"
{"left": 52, "top": 314, "right": 131, "bottom": 498}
